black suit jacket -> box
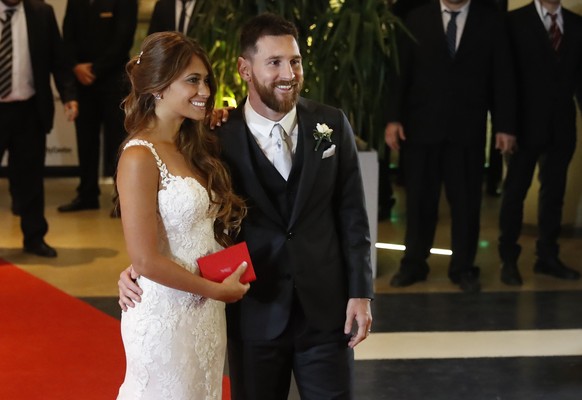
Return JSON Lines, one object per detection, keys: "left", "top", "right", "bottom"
{"left": 508, "top": 3, "right": 582, "bottom": 147}
{"left": 23, "top": 0, "right": 77, "bottom": 134}
{"left": 219, "top": 97, "right": 373, "bottom": 341}
{"left": 148, "top": 0, "right": 196, "bottom": 35}
{"left": 62, "top": 0, "right": 137, "bottom": 87}
{"left": 387, "top": 0, "right": 515, "bottom": 146}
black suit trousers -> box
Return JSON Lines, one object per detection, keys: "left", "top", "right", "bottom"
{"left": 227, "top": 294, "right": 354, "bottom": 400}
{"left": 499, "top": 141, "right": 575, "bottom": 262}
{"left": 0, "top": 98, "right": 48, "bottom": 245}
{"left": 401, "top": 141, "right": 485, "bottom": 277}
{"left": 75, "top": 83, "right": 126, "bottom": 200}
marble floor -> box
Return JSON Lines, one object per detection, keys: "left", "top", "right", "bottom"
{"left": 2, "top": 177, "right": 582, "bottom": 399}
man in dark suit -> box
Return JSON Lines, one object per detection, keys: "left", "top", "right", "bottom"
{"left": 119, "top": 13, "right": 374, "bottom": 399}
{"left": 0, "top": 0, "right": 77, "bottom": 257}
{"left": 148, "top": 0, "right": 197, "bottom": 35}
{"left": 385, "top": 0, "right": 516, "bottom": 292}
{"left": 57, "top": 0, "right": 137, "bottom": 213}
{"left": 498, "top": 0, "right": 582, "bottom": 286}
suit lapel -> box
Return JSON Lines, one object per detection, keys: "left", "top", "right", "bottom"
{"left": 427, "top": 3, "right": 450, "bottom": 60}
{"left": 455, "top": 2, "right": 477, "bottom": 59}
{"left": 559, "top": 10, "right": 577, "bottom": 61}
{"left": 23, "top": 0, "right": 39, "bottom": 68}
{"left": 288, "top": 99, "right": 324, "bottom": 228}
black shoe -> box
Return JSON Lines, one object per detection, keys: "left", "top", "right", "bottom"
{"left": 390, "top": 270, "right": 427, "bottom": 287}
{"left": 458, "top": 274, "right": 481, "bottom": 293}
{"left": 501, "top": 262, "right": 523, "bottom": 286}
{"left": 58, "top": 197, "right": 99, "bottom": 212}
{"left": 534, "top": 258, "right": 580, "bottom": 280}
{"left": 450, "top": 267, "right": 481, "bottom": 293}
{"left": 24, "top": 240, "right": 57, "bottom": 258}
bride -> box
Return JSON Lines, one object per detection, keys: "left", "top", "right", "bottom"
{"left": 115, "top": 32, "right": 249, "bottom": 399}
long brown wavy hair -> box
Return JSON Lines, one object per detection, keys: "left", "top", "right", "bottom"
{"left": 120, "top": 32, "right": 246, "bottom": 247}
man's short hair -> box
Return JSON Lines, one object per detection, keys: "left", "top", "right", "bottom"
{"left": 240, "top": 13, "right": 299, "bottom": 58}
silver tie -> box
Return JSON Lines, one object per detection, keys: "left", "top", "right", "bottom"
{"left": 271, "top": 123, "right": 293, "bottom": 180}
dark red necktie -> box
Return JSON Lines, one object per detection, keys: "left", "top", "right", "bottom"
{"left": 548, "top": 13, "right": 562, "bottom": 52}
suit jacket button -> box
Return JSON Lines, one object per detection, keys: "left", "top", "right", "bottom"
{"left": 286, "top": 232, "right": 294, "bottom": 240}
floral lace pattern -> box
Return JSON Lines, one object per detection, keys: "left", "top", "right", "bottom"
{"left": 117, "top": 139, "right": 225, "bottom": 400}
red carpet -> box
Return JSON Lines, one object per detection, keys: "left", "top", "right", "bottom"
{"left": 0, "top": 260, "right": 231, "bottom": 399}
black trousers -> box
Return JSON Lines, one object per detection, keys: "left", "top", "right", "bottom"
{"left": 0, "top": 98, "right": 48, "bottom": 246}
{"left": 227, "top": 295, "right": 354, "bottom": 400}
{"left": 74, "top": 83, "right": 126, "bottom": 201}
{"left": 400, "top": 141, "right": 485, "bottom": 278}
{"left": 498, "top": 140, "right": 575, "bottom": 262}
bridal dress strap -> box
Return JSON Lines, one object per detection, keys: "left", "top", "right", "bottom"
{"left": 123, "top": 139, "right": 172, "bottom": 188}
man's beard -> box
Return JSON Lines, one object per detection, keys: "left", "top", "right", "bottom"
{"left": 252, "top": 73, "right": 303, "bottom": 114}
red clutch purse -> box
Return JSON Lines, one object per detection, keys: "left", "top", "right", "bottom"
{"left": 197, "top": 242, "right": 256, "bottom": 283}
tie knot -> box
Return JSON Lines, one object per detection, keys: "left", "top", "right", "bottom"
{"left": 2, "top": 8, "right": 15, "bottom": 23}
{"left": 446, "top": 10, "right": 460, "bottom": 20}
{"left": 548, "top": 12, "right": 558, "bottom": 22}
{"left": 272, "top": 123, "right": 285, "bottom": 137}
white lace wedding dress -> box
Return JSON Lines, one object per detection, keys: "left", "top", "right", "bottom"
{"left": 117, "top": 139, "right": 226, "bottom": 400}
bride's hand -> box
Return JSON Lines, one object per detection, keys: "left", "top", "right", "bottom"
{"left": 119, "top": 266, "right": 142, "bottom": 311}
{"left": 217, "top": 262, "right": 250, "bottom": 303}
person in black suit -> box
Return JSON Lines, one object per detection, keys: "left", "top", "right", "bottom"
{"left": 0, "top": 0, "right": 77, "bottom": 257}
{"left": 119, "top": 13, "right": 374, "bottom": 399}
{"left": 498, "top": 0, "right": 582, "bottom": 286}
{"left": 57, "top": 0, "right": 137, "bottom": 213}
{"left": 390, "top": 0, "right": 508, "bottom": 200}
{"left": 148, "top": 0, "right": 197, "bottom": 35}
{"left": 385, "top": 0, "right": 516, "bottom": 292}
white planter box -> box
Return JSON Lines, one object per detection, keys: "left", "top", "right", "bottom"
{"left": 358, "top": 150, "right": 378, "bottom": 278}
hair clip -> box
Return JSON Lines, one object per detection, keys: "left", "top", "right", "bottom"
{"left": 136, "top": 51, "right": 143, "bottom": 65}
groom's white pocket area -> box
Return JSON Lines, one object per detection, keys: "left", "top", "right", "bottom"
{"left": 322, "top": 144, "right": 336, "bottom": 159}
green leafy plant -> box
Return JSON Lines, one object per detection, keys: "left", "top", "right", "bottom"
{"left": 305, "top": 0, "right": 403, "bottom": 152}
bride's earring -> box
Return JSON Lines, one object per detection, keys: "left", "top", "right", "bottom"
{"left": 154, "top": 93, "right": 162, "bottom": 100}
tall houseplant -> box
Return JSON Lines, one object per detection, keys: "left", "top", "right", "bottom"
{"left": 304, "top": 0, "right": 402, "bottom": 153}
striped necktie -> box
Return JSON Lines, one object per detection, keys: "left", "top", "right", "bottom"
{"left": 0, "top": 8, "right": 16, "bottom": 99}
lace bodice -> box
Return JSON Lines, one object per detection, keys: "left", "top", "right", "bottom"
{"left": 123, "top": 139, "right": 221, "bottom": 275}
{"left": 117, "top": 139, "right": 226, "bottom": 400}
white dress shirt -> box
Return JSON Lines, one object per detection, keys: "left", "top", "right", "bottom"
{"left": 534, "top": 0, "right": 564, "bottom": 33}
{"left": 243, "top": 99, "right": 298, "bottom": 167}
{"left": 175, "top": 0, "right": 196, "bottom": 35}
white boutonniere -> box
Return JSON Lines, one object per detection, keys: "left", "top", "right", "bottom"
{"left": 313, "top": 123, "right": 333, "bottom": 151}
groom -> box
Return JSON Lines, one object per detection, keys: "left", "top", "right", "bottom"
{"left": 120, "top": 13, "right": 373, "bottom": 399}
